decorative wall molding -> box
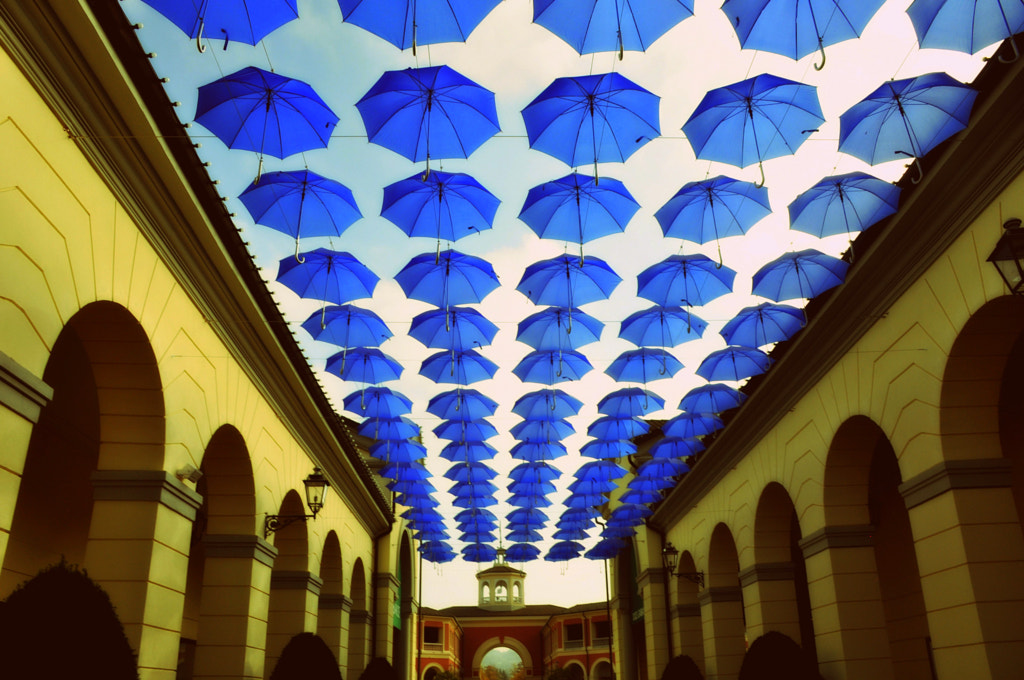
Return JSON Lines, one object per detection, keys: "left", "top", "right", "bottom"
{"left": 674, "top": 603, "right": 702, "bottom": 619}
{"left": 319, "top": 593, "right": 353, "bottom": 612}
{"left": 271, "top": 569, "right": 324, "bottom": 595}
{"left": 202, "top": 533, "right": 278, "bottom": 568}
{"left": 697, "top": 586, "right": 743, "bottom": 607}
{"left": 738, "top": 562, "right": 795, "bottom": 588}
{"left": 799, "top": 524, "right": 875, "bottom": 559}
{"left": 900, "top": 458, "right": 1013, "bottom": 509}
{"left": 91, "top": 469, "right": 203, "bottom": 521}
{"left": 0, "top": 350, "right": 52, "bottom": 423}
{"left": 637, "top": 567, "right": 667, "bottom": 589}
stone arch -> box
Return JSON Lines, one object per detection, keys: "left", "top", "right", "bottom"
{"left": 512, "top": 580, "right": 522, "bottom": 603}
{"left": 471, "top": 636, "right": 533, "bottom": 676}
{"left": 822, "top": 415, "right": 885, "bottom": 527}
{"left": 750, "top": 482, "right": 816, "bottom": 660}
{"left": 674, "top": 551, "right": 703, "bottom": 673}
{"left": 481, "top": 581, "right": 491, "bottom": 603}
{"left": 423, "top": 663, "right": 446, "bottom": 680}
{"left": 563, "top": 660, "right": 586, "bottom": 680}
{"left": 199, "top": 425, "right": 257, "bottom": 535}
{"left": 348, "top": 557, "right": 369, "bottom": 680}
{"left": 494, "top": 579, "right": 509, "bottom": 603}
{"left": 396, "top": 532, "right": 414, "bottom": 680}
{"left": 703, "top": 523, "right": 745, "bottom": 680}
{"left": 318, "top": 531, "right": 347, "bottom": 671}
{"left": 590, "top": 659, "right": 612, "bottom": 680}
{"left": 265, "top": 490, "right": 316, "bottom": 677}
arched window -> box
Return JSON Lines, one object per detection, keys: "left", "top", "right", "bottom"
{"left": 481, "top": 583, "right": 491, "bottom": 604}
{"left": 495, "top": 581, "right": 508, "bottom": 602}
{"left": 512, "top": 582, "right": 522, "bottom": 603}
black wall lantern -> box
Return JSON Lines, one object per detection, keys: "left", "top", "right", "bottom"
{"left": 264, "top": 467, "right": 329, "bottom": 538}
{"left": 988, "top": 218, "right": 1024, "bottom": 296}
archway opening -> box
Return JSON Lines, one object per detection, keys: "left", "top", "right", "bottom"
{"left": 480, "top": 647, "right": 524, "bottom": 680}
{"left": 349, "top": 558, "right": 368, "bottom": 680}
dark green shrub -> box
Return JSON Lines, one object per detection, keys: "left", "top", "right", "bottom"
{"left": 738, "top": 631, "right": 821, "bottom": 680}
{"left": 270, "top": 632, "right": 343, "bottom": 680}
{"left": 661, "top": 654, "right": 704, "bottom": 680}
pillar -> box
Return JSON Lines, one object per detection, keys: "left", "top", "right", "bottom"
{"left": 638, "top": 567, "right": 670, "bottom": 678}
{"left": 739, "top": 562, "right": 800, "bottom": 643}
{"left": 85, "top": 470, "right": 202, "bottom": 680}
{"left": 698, "top": 586, "right": 745, "bottom": 680}
{"left": 265, "top": 570, "right": 323, "bottom": 677}
{"left": 194, "top": 534, "right": 277, "bottom": 680}
{"left": 900, "top": 460, "right": 1024, "bottom": 679}
{"left": 674, "top": 602, "right": 704, "bottom": 670}
{"left": 349, "top": 608, "right": 373, "bottom": 678}
{"left": 319, "top": 593, "right": 353, "bottom": 673}
{"left": 799, "top": 525, "right": 893, "bottom": 680}
{"left": 376, "top": 572, "right": 400, "bottom": 661}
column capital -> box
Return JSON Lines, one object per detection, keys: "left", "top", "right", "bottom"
{"left": 202, "top": 533, "right": 278, "bottom": 568}
{"left": 899, "top": 458, "right": 1012, "bottom": 509}
{"left": 375, "top": 571, "right": 401, "bottom": 590}
{"left": 271, "top": 569, "right": 324, "bottom": 596}
{"left": 673, "top": 603, "right": 702, "bottom": 618}
{"left": 799, "top": 524, "right": 875, "bottom": 559}
{"left": 319, "top": 593, "right": 353, "bottom": 611}
{"left": 637, "top": 567, "right": 667, "bottom": 589}
{"left": 697, "top": 586, "right": 743, "bottom": 606}
{"left": 738, "top": 561, "right": 795, "bottom": 588}
{"left": 92, "top": 469, "right": 202, "bottom": 521}
{"left": 350, "top": 609, "right": 373, "bottom": 624}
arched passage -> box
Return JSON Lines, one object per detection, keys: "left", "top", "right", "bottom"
{"left": 674, "top": 551, "right": 703, "bottom": 673}
{"left": 348, "top": 557, "right": 369, "bottom": 680}
{"left": 318, "top": 531, "right": 347, "bottom": 671}
{"left": 702, "top": 523, "right": 744, "bottom": 680}
{"left": 749, "top": 482, "right": 815, "bottom": 662}
{"left": 265, "top": 490, "right": 316, "bottom": 678}
{"left": 471, "top": 636, "right": 534, "bottom": 677}
{"left": 396, "top": 534, "right": 414, "bottom": 680}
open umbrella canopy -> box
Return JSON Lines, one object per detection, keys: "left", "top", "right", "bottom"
{"left": 409, "top": 307, "right": 499, "bottom": 351}
{"left": 908, "top": 0, "right": 1024, "bottom": 56}
{"left": 696, "top": 346, "right": 774, "bottom": 381}
{"left": 533, "top": 0, "right": 694, "bottom": 56}
{"left": 302, "top": 304, "right": 391, "bottom": 347}
{"left": 586, "top": 538, "right": 627, "bottom": 559}
{"left": 356, "top": 65, "right": 500, "bottom": 167}
{"left": 656, "top": 175, "right": 772, "bottom": 244}
{"left": 440, "top": 440, "right": 498, "bottom": 463}
{"left": 514, "top": 349, "right": 594, "bottom": 384}
{"left": 522, "top": 72, "right": 661, "bottom": 173}
{"left": 358, "top": 415, "right": 419, "bottom": 440}
{"left": 587, "top": 415, "right": 649, "bottom": 440}
{"left": 720, "top": 302, "right": 806, "bottom": 347}
{"left": 278, "top": 249, "right": 379, "bottom": 304}
{"left": 369, "top": 439, "right": 427, "bottom": 464}
{"left": 239, "top": 170, "right": 362, "bottom": 247}
{"left": 433, "top": 419, "right": 499, "bottom": 442}
{"left": 510, "top": 440, "right": 569, "bottom": 462}
{"left": 619, "top": 306, "right": 706, "bottom": 347}
{"left": 517, "top": 254, "right": 622, "bottom": 308}
{"left": 545, "top": 541, "right": 585, "bottom": 561}
{"left": 838, "top": 72, "right": 977, "bottom": 167}
{"left": 752, "top": 249, "right": 849, "bottom": 301}
{"left": 338, "top": 0, "right": 502, "bottom": 51}
{"left": 788, "top": 171, "right": 901, "bottom": 238}
{"left": 396, "top": 249, "right": 500, "bottom": 308}
{"left": 426, "top": 389, "right": 498, "bottom": 420}
{"left": 505, "top": 543, "right": 542, "bottom": 561}
{"left": 649, "top": 436, "right": 705, "bottom": 459}
{"left": 606, "top": 348, "right": 684, "bottom": 383}
{"left": 343, "top": 386, "right": 413, "bottom": 419}
{"left": 517, "top": 307, "right": 604, "bottom": 351}
{"left": 381, "top": 171, "right": 500, "bottom": 243}
{"left": 196, "top": 66, "right": 338, "bottom": 162}
{"left": 419, "top": 349, "right": 499, "bottom": 385}
{"left": 511, "top": 418, "right": 575, "bottom": 442}
{"left": 420, "top": 541, "right": 457, "bottom": 563}
{"left": 678, "top": 384, "right": 746, "bottom": 414}
{"left": 580, "top": 438, "right": 637, "bottom": 459}
{"left": 662, "top": 411, "right": 725, "bottom": 438}
{"left": 721, "top": 0, "right": 885, "bottom": 66}
{"left": 326, "top": 347, "right": 403, "bottom": 384}
{"left": 142, "top": 0, "right": 299, "bottom": 46}
{"left": 598, "top": 387, "right": 665, "bottom": 417}
{"left": 512, "top": 389, "right": 584, "bottom": 420}
{"left": 637, "top": 254, "right": 736, "bottom": 307}
{"left": 509, "top": 462, "right": 561, "bottom": 484}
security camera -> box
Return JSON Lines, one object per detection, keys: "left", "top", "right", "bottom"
{"left": 176, "top": 464, "right": 203, "bottom": 484}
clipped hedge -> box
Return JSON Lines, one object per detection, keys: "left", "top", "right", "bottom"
{"left": 270, "top": 632, "right": 343, "bottom": 680}
{"left": 661, "top": 654, "right": 704, "bottom": 680}
{"left": 0, "top": 559, "right": 138, "bottom": 679}
{"left": 738, "top": 631, "right": 821, "bottom": 680}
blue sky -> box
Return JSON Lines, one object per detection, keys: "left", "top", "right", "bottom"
{"left": 120, "top": 0, "right": 991, "bottom": 607}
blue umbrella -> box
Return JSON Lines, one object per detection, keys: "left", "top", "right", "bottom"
{"left": 619, "top": 306, "right": 706, "bottom": 347}
{"left": 575, "top": 460, "right": 628, "bottom": 482}
{"left": 396, "top": 249, "right": 500, "bottom": 309}
{"left": 626, "top": 476, "right": 673, "bottom": 492}
{"left": 505, "top": 544, "right": 542, "bottom": 562}
{"left": 326, "top": 347, "right": 403, "bottom": 384}
{"left": 608, "top": 503, "right": 652, "bottom": 524}
{"left": 509, "top": 462, "right": 560, "bottom": 484}
{"left": 838, "top": 73, "right": 977, "bottom": 182}
{"left": 545, "top": 541, "right": 584, "bottom": 561}
{"left": 420, "top": 349, "right": 498, "bottom": 385}
{"left": 413, "top": 526, "right": 449, "bottom": 542}
{"left": 338, "top": 0, "right": 501, "bottom": 53}
{"left": 682, "top": 73, "right": 824, "bottom": 186}
{"left": 553, "top": 526, "right": 590, "bottom": 541}
{"left": 789, "top": 172, "right": 901, "bottom": 238}
{"left": 397, "top": 492, "right": 441, "bottom": 510}
{"left": 721, "top": 0, "right": 885, "bottom": 68}
{"left": 440, "top": 440, "right": 498, "bottom": 463}
{"left": 343, "top": 386, "right": 413, "bottom": 419}
{"left": 620, "top": 487, "right": 663, "bottom": 505}
{"left": 356, "top": 65, "right": 500, "bottom": 174}
{"left": 678, "top": 384, "right": 746, "bottom": 414}
{"left": 648, "top": 436, "right": 705, "bottom": 459}
{"left": 410, "top": 307, "right": 498, "bottom": 351}
{"left": 388, "top": 478, "right": 436, "bottom": 495}
{"left": 459, "top": 528, "right": 498, "bottom": 543}
{"left": 587, "top": 416, "right": 649, "bottom": 440}
{"left": 511, "top": 418, "right": 575, "bottom": 442}
{"left": 560, "top": 507, "right": 601, "bottom": 522}
{"left": 510, "top": 440, "right": 568, "bottom": 462}
{"left": 142, "top": 0, "right": 299, "bottom": 49}
{"left": 195, "top": 66, "right": 338, "bottom": 179}
{"left": 601, "top": 524, "right": 637, "bottom": 539}
{"left": 662, "top": 412, "right": 725, "bottom": 438}
{"left": 239, "top": 170, "right": 362, "bottom": 259}
{"left": 302, "top": 306, "right": 390, "bottom": 356}
{"left": 721, "top": 302, "right": 805, "bottom": 347}
{"left": 519, "top": 174, "right": 640, "bottom": 260}
{"left": 656, "top": 176, "right": 772, "bottom": 253}
{"left": 509, "top": 479, "right": 558, "bottom": 497}
{"left": 506, "top": 527, "right": 545, "bottom": 543}
{"left": 517, "top": 307, "right": 604, "bottom": 351}
{"left": 433, "top": 419, "right": 498, "bottom": 442}
{"left": 908, "top": 0, "right": 1024, "bottom": 58}
{"left": 455, "top": 516, "right": 498, "bottom": 533}
{"left": 533, "top": 0, "right": 694, "bottom": 57}
{"left": 381, "top": 171, "right": 500, "bottom": 249}
{"left": 586, "top": 538, "right": 628, "bottom": 559}
{"left": 598, "top": 387, "right": 665, "bottom": 417}
{"left": 278, "top": 249, "right": 378, "bottom": 309}
{"left": 427, "top": 388, "right": 498, "bottom": 420}
{"left": 420, "top": 541, "right": 457, "bottom": 563}
{"left": 446, "top": 462, "right": 497, "bottom": 483}
{"left": 380, "top": 461, "right": 431, "bottom": 481}
{"left": 522, "top": 72, "right": 660, "bottom": 179}
{"left": 508, "top": 508, "right": 548, "bottom": 528}
{"left": 637, "top": 254, "right": 736, "bottom": 307}
{"left": 462, "top": 544, "right": 498, "bottom": 563}
{"left": 517, "top": 254, "right": 622, "bottom": 310}
{"left": 637, "top": 458, "right": 690, "bottom": 478}
{"left": 606, "top": 348, "right": 684, "bottom": 383}
{"left": 696, "top": 346, "right": 774, "bottom": 381}
{"left": 580, "top": 439, "right": 636, "bottom": 459}
{"left": 514, "top": 349, "right": 593, "bottom": 384}
{"left": 507, "top": 493, "right": 556, "bottom": 508}
{"left": 403, "top": 506, "right": 443, "bottom": 523}
{"left": 450, "top": 479, "right": 499, "bottom": 500}
{"left": 369, "top": 439, "right": 427, "bottom": 463}
{"left": 359, "top": 416, "right": 419, "bottom": 440}
{"left": 513, "top": 389, "right": 584, "bottom": 419}
{"left": 752, "top": 249, "right": 849, "bottom": 301}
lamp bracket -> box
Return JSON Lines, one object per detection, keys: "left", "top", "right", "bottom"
{"left": 679, "top": 570, "right": 705, "bottom": 588}
{"left": 264, "top": 513, "right": 315, "bottom": 538}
